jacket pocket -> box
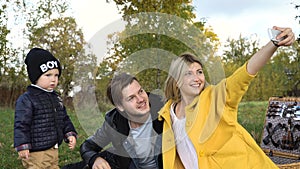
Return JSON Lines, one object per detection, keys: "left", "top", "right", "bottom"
{"left": 211, "top": 133, "right": 247, "bottom": 168}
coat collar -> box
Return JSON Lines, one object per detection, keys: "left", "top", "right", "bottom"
{"left": 27, "top": 85, "right": 56, "bottom": 96}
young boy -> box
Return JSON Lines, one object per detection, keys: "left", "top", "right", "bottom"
{"left": 14, "top": 48, "right": 77, "bottom": 169}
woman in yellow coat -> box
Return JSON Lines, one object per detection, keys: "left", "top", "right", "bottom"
{"left": 158, "top": 26, "right": 295, "bottom": 169}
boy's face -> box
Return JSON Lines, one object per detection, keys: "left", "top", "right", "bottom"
{"left": 36, "top": 69, "right": 59, "bottom": 91}
{"left": 117, "top": 80, "right": 150, "bottom": 121}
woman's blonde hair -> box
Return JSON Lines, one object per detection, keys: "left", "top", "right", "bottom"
{"left": 164, "top": 53, "right": 204, "bottom": 103}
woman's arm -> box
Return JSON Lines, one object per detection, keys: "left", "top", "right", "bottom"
{"left": 247, "top": 26, "right": 295, "bottom": 75}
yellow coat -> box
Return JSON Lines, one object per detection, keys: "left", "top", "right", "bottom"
{"left": 158, "top": 63, "right": 278, "bottom": 169}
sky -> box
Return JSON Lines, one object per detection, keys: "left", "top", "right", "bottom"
{"left": 70, "top": 0, "right": 299, "bottom": 46}
{"left": 195, "top": 0, "right": 299, "bottom": 44}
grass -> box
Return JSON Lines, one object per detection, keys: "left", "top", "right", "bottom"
{"left": 0, "top": 108, "right": 23, "bottom": 168}
{"left": 238, "top": 101, "right": 269, "bottom": 143}
{"left": 0, "top": 101, "right": 269, "bottom": 168}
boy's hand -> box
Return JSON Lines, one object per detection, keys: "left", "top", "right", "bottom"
{"left": 68, "top": 136, "right": 77, "bottom": 150}
{"left": 18, "top": 149, "right": 30, "bottom": 159}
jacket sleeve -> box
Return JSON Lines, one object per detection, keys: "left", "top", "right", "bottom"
{"left": 80, "top": 119, "right": 112, "bottom": 167}
{"left": 80, "top": 138, "right": 104, "bottom": 167}
{"left": 225, "top": 62, "right": 255, "bottom": 108}
{"left": 14, "top": 93, "right": 33, "bottom": 150}
{"left": 62, "top": 106, "right": 78, "bottom": 141}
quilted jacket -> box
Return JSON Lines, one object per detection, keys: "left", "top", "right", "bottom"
{"left": 14, "top": 85, "right": 77, "bottom": 152}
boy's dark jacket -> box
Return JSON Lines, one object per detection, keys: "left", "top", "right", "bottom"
{"left": 80, "top": 93, "right": 164, "bottom": 169}
{"left": 14, "top": 85, "right": 77, "bottom": 152}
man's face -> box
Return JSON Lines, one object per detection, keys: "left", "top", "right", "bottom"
{"left": 117, "top": 80, "right": 150, "bottom": 120}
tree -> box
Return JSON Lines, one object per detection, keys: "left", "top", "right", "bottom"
{"left": 0, "top": 1, "right": 11, "bottom": 83}
{"left": 29, "top": 17, "right": 87, "bottom": 99}
{"left": 0, "top": 1, "right": 28, "bottom": 107}
{"left": 222, "top": 35, "right": 260, "bottom": 76}
{"left": 23, "top": 0, "right": 72, "bottom": 99}
{"left": 295, "top": 1, "right": 300, "bottom": 41}
{"left": 291, "top": 1, "right": 300, "bottom": 96}
{"left": 221, "top": 34, "right": 299, "bottom": 100}
{"left": 98, "top": 0, "right": 219, "bottom": 94}
{"left": 13, "top": 0, "right": 93, "bottom": 101}
{"left": 0, "top": 0, "right": 93, "bottom": 107}
{"left": 271, "top": 47, "right": 299, "bottom": 96}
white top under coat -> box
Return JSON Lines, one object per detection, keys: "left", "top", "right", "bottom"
{"left": 170, "top": 103, "right": 199, "bottom": 169}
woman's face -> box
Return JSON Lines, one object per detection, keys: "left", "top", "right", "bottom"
{"left": 179, "top": 62, "right": 205, "bottom": 99}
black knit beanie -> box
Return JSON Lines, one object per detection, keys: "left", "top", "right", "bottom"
{"left": 25, "top": 48, "right": 62, "bottom": 84}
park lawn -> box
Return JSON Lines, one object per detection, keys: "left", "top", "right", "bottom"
{"left": 0, "top": 101, "right": 269, "bottom": 168}
{"left": 237, "top": 101, "right": 269, "bottom": 143}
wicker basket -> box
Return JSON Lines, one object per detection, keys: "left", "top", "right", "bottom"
{"left": 278, "top": 163, "right": 300, "bottom": 169}
{"left": 260, "top": 97, "right": 300, "bottom": 168}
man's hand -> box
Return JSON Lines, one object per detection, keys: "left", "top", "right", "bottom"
{"left": 92, "top": 157, "right": 111, "bottom": 169}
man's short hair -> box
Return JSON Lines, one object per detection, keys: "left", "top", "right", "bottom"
{"left": 106, "top": 73, "right": 138, "bottom": 107}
